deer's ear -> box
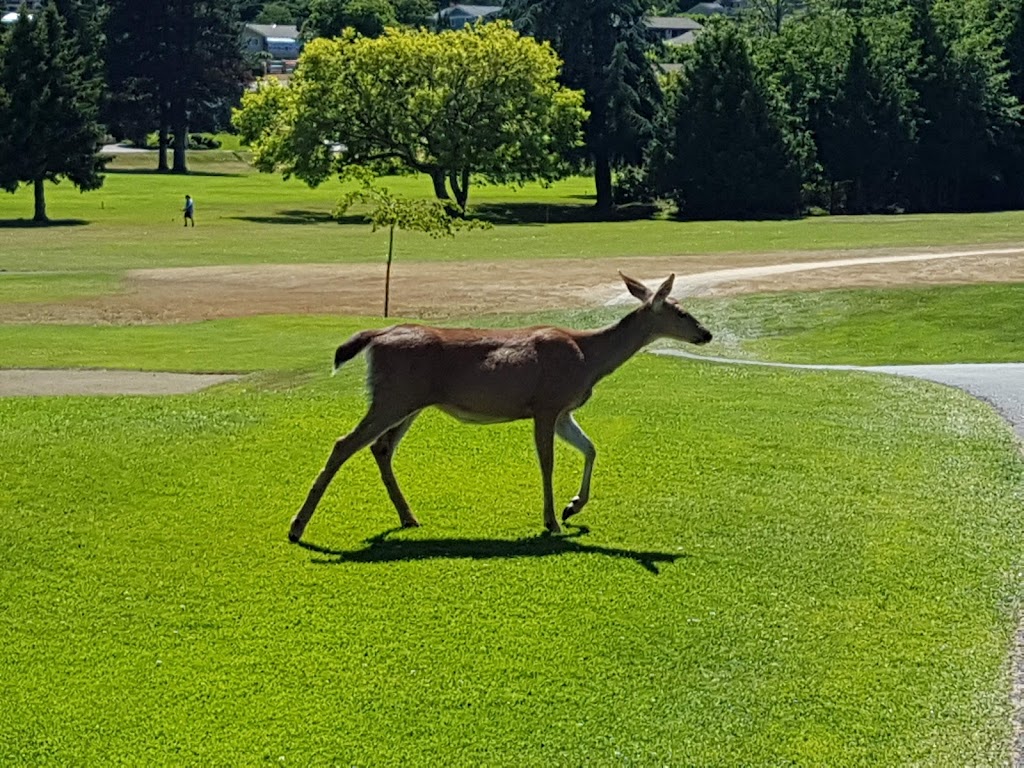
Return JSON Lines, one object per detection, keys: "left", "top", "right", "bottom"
{"left": 653, "top": 274, "right": 675, "bottom": 305}
{"left": 619, "top": 271, "right": 652, "bottom": 302}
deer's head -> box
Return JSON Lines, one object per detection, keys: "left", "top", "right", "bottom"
{"left": 620, "top": 272, "right": 712, "bottom": 345}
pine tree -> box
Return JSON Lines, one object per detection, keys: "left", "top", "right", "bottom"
{"left": 903, "top": 0, "right": 1018, "bottom": 210}
{"left": 508, "top": 0, "right": 661, "bottom": 211}
{"left": 0, "top": 5, "right": 106, "bottom": 222}
{"left": 816, "top": 24, "right": 911, "bottom": 212}
{"left": 649, "top": 21, "right": 805, "bottom": 219}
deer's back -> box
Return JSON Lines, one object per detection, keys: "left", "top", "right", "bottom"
{"left": 365, "top": 324, "right": 589, "bottom": 419}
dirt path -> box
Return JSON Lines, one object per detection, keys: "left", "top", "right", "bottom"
{"left": 3, "top": 244, "right": 1023, "bottom": 325}
{"left": 0, "top": 369, "right": 239, "bottom": 397}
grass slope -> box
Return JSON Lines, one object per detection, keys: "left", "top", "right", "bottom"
{"left": 1, "top": 355, "right": 1022, "bottom": 765}
{"left": 690, "top": 283, "right": 1024, "bottom": 365}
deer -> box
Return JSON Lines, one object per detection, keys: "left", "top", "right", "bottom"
{"left": 288, "top": 272, "right": 712, "bottom": 542}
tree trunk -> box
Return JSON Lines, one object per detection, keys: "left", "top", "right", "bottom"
{"left": 172, "top": 111, "right": 189, "bottom": 173}
{"left": 384, "top": 223, "right": 394, "bottom": 318}
{"left": 33, "top": 178, "right": 48, "bottom": 223}
{"left": 448, "top": 170, "right": 470, "bottom": 212}
{"left": 851, "top": 177, "right": 865, "bottom": 215}
{"left": 594, "top": 150, "right": 613, "bottom": 211}
{"left": 429, "top": 168, "right": 450, "bottom": 201}
{"left": 158, "top": 114, "right": 170, "bottom": 172}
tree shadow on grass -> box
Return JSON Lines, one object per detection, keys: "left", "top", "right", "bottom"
{"left": 297, "top": 525, "right": 685, "bottom": 575}
{"left": 470, "top": 201, "right": 659, "bottom": 226}
{"left": 0, "top": 218, "right": 89, "bottom": 228}
{"left": 231, "top": 210, "right": 366, "bottom": 226}
{"left": 104, "top": 168, "right": 244, "bottom": 178}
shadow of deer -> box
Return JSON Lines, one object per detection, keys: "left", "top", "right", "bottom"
{"left": 289, "top": 272, "right": 712, "bottom": 541}
{"left": 298, "top": 526, "right": 687, "bottom": 575}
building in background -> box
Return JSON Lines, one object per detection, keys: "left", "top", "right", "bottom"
{"left": 2, "top": 0, "right": 42, "bottom": 22}
{"left": 432, "top": 4, "right": 503, "bottom": 30}
{"left": 242, "top": 23, "right": 302, "bottom": 74}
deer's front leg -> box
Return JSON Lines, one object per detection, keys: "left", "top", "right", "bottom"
{"left": 533, "top": 414, "right": 560, "bottom": 533}
{"left": 555, "top": 412, "right": 596, "bottom": 522}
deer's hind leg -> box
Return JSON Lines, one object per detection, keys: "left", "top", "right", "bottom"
{"left": 370, "top": 412, "right": 421, "bottom": 528}
{"left": 556, "top": 412, "right": 596, "bottom": 523}
{"left": 289, "top": 404, "right": 415, "bottom": 543}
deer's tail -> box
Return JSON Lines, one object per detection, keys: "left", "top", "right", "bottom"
{"left": 333, "top": 330, "right": 379, "bottom": 375}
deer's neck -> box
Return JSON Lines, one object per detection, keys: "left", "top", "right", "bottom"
{"left": 577, "top": 309, "right": 654, "bottom": 384}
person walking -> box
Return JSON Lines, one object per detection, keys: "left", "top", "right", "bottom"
{"left": 183, "top": 194, "right": 195, "bottom": 227}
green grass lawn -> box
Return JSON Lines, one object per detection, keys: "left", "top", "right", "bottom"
{"left": 686, "top": 283, "right": 1024, "bottom": 365}
{"left": 1, "top": 352, "right": 1022, "bottom": 765}
{"left": 3, "top": 161, "right": 1024, "bottom": 763}
{"left": 2, "top": 153, "right": 1023, "bottom": 274}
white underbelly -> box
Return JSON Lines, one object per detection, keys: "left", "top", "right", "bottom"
{"left": 436, "top": 404, "right": 523, "bottom": 425}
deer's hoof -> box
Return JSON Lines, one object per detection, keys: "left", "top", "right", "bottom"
{"left": 401, "top": 518, "right": 421, "bottom": 529}
{"left": 561, "top": 496, "right": 583, "bottom": 522}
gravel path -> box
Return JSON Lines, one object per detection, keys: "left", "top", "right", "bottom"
{"left": 605, "top": 245, "right": 1024, "bottom": 304}
{"left": 0, "top": 369, "right": 239, "bottom": 397}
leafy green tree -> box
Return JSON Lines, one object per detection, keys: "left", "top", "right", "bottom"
{"left": 993, "top": 0, "right": 1024, "bottom": 206}
{"left": 0, "top": 5, "right": 106, "bottom": 222}
{"left": 240, "top": 0, "right": 309, "bottom": 23}
{"left": 744, "top": 0, "right": 804, "bottom": 36}
{"left": 753, "top": 6, "right": 854, "bottom": 184}
{"left": 393, "top": 0, "right": 433, "bottom": 25}
{"left": 1002, "top": 0, "right": 1024, "bottom": 103}
{"left": 234, "top": 22, "right": 586, "bottom": 211}
{"left": 508, "top": 0, "right": 662, "bottom": 211}
{"left": 255, "top": 2, "right": 298, "bottom": 23}
{"left": 336, "top": 169, "right": 487, "bottom": 317}
{"left": 303, "top": 0, "right": 396, "bottom": 39}
{"left": 649, "top": 21, "right": 806, "bottom": 219}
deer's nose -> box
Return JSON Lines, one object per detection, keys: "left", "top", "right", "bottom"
{"left": 698, "top": 330, "right": 713, "bottom": 345}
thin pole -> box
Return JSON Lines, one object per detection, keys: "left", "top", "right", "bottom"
{"left": 384, "top": 223, "right": 395, "bottom": 318}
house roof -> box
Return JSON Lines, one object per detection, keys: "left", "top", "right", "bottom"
{"left": 437, "top": 4, "right": 502, "bottom": 16}
{"left": 665, "top": 30, "right": 701, "bottom": 45}
{"left": 245, "top": 23, "right": 300, "bottom": 40}
{"left": 683, "top": 2, "right": 730, "bottom": 14}
{"left": 646, "top": 16, "right": 703, "bottom": 31}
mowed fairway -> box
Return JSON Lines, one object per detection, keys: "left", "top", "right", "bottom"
{"left": 1, "top": 151, "right": 1023, "bottom": 273}
{"left": 2, "top": 159, "right": 1024, "bottom": 765}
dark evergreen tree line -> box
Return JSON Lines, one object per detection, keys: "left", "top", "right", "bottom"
{"left": 104, "top": 0, "right": 249, "bottom": 173}
{"left": 647, "top": 0, "right": 1024, "bottom": 218}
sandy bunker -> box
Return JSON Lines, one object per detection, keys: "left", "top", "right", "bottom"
{"left": 0, "top": 369, "right": 240, "bottom": 397}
